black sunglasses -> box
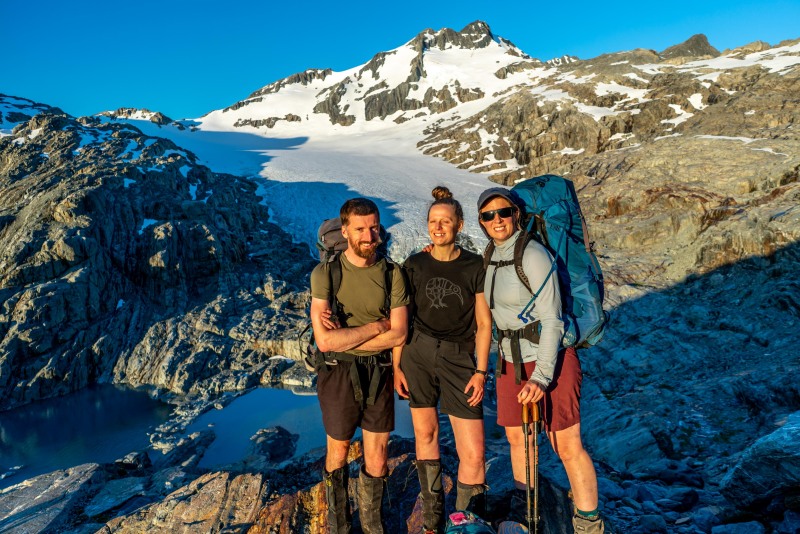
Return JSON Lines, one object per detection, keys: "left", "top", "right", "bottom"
{"left": 479, "top": 207, "right": 515, "bottom": 222}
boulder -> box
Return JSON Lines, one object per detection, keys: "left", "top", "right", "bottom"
{"left": 102, "top": 471, "right": 267, "bottom": 533}
{"left": 84, "top": 477, "right": 147, "bottom": 517}
{"left": 0, "top": 463, "right": 104, "bottom": 533}
{"left": 231, "top": 426, "right": 299, "bottom": 471}
{"left": 712, "top": 521, "right": 766, "bottom": 534}
{"left": 720, "top": 412, "right": 800, "bottom": 508}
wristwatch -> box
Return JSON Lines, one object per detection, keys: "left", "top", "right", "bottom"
{"left": 474, "top": 369, "right": 487, "bottom": 376}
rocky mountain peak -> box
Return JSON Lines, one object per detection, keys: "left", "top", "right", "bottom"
{"left": 661, "top": 33, "right": 720, "bottom": 59}
{"left": 414, "top": 20, "right": 493, "bottom": 51}
{"left": 412, "top": 20, "right": 527, "bottom": 57}
{"left": 214, "top": 20, "right": 534, "bottom": 127}
{"left": 98, "top": 107, "right": 174, "bottom": 125}
{"left": 458, "top": 20, "right": 493, "bottom": 44}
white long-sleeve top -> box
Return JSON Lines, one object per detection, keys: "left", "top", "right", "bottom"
{"left": 483, "top": 231, "right": 564, "bottom": 388}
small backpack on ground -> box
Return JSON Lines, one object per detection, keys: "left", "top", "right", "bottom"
{"left": 483, "top": 174, "right": 608, "bottom": 364}
{"left": 445, "top": 510, "right": 497, "bottom": 533}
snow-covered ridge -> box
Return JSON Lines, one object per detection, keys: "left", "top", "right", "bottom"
{"left": 0, "top": 95, "right": 58, "bottom": 136}
{"left": 199, "top": 21, "right": 539, "bottom": 135}
{"left": 93, "top": 30, "right": 799, "bottom": 261}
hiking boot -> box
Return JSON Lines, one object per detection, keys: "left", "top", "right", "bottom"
{"left": 323, "top": 465, "right": 352, "bottom": 534}
{"left": 455, "top": 481, "right": 487, "bottom": 517}
{"left": 572, "top": 511, "right": 605, "bottom": 533}
{"left": 416, "top": 460, "right": 445, "bottom": 533}
{"left": 357, "top": 465, "right": 386, "bottom": 534}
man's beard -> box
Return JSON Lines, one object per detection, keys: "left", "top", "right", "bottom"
{"left": 349, "top": 236, "right": 379, "bottom": 259}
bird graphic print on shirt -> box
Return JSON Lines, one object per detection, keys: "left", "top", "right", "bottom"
{"left": 425, "top": 277, "right": 464, "bottom": 308}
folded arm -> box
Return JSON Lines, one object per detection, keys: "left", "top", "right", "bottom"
{"left": 310, "top": 297, "right": 388, "bottom": 353}
{"left": 355, "top": 305, "right": 408, "bottom": 352}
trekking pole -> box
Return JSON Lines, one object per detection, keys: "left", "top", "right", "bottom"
{"left": 521, "top": 403, "right": 533, "bottom": 533}
{"left": 532, "top": 402, "right": 540, "bottom": 534}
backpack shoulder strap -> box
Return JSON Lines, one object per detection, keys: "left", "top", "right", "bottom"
{"left": 484, "top": 229, "right": 535, "bottom": 310}
{"left": 380, "top": 256, "right": 393, "bottom": 318}
{"left": 482, "top": 241, "right": 495, "bottom": 270}
{"left": 328, "top": 251, "right": 343, "bottom": 320}
{"left": 512, "top": 228, "right": 533, "bottom": 294}
{"left": 330, "top": 252, "right": 393, "bottom": 320}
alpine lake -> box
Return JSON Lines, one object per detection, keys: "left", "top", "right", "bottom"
{"left": 0, "top": 384, "right": 415, "bottom": 489}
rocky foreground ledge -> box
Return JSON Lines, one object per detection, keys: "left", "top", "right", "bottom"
{"left": 2, "top": 364, "right": 799, "bottom": 534}
{"left": 0, "top": 421, "right": 576, "bottom": 534}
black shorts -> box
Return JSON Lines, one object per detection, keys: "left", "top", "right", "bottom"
{"left": 317, "top": 358, "right": 395, "bottom": 441}
{"left": 400, "top": 330, "right": 483, "bottom": 420}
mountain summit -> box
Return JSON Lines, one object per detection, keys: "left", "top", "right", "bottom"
{"left": 205, "top": 21, "right": 535, "bottom": 129}
{"left": 661, "top": 33, "right": 720, "bottom": 59}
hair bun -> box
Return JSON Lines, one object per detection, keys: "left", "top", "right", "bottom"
{"left": 431, "top": 186, "right": 453, "bottom": 201}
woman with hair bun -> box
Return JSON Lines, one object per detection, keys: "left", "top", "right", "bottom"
{"left": 393, "top": 186, "right": 491, "bottom": 533}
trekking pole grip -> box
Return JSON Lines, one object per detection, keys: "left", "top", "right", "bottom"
{"left": 531, "top": 402, "right": 540, "bottom": 424}
{"left": 521, "top": 402, "right": 530, "bottom": 424}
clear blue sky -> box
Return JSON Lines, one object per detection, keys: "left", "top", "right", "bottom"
{"left": 2, "top": 0, "right": 799, "bottom": 119}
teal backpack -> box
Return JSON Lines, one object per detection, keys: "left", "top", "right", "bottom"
{"left": 483, "top": 174, "right": 608, "bottom": 350}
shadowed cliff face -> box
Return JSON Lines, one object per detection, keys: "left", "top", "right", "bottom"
{"left": 0, "top": 98, "right": 316, "bottom": 411}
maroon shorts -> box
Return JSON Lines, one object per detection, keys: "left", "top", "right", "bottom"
{"left": 496, "top": 347, "right": 582, "bottom": 432}
{"left": 317, "top": 359, "right": 394, "bottom": 441}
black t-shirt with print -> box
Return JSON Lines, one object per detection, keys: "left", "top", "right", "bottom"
{"left": 403, "top": 249, "right": 486, "bottom": 343}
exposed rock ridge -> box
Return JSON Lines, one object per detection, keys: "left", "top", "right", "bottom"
{"left": 249, "top": 68, "right": 334, "bottom": 98}
{"left": 0, "top": 98, "right": 315, "bottom": 410}
{"left": 222, "top": 69, "right": 335, "bottom": 114}
{"left": 547, "top": 54, "right": 579, "bottom": 67}
{"left": 98, "top": 107, "right": 175, "bottom": 125}
{"left": 233, "top": 114, "right": 301, "bottom": 128}
{"left": 661, "top": 33, "right": 720, "bottom": 59}
{"left": 312, "top": 79, "right": 357, "bottom": 126}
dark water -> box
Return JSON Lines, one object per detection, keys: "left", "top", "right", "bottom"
{"left": 188, "top": 387, "right": 415, "bottom": 468}
{"left": 0, "top": 385, "right": 417, "bottom": 490}
{"left": 0, "top": 385, "right": 172, "bottom": 489}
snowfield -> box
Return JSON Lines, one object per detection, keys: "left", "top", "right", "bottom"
{"left": 98, "top": 33, "right": 800, "bottom": 262}
{"left": 130, "top": 118, "right": 494, "bottom": 261}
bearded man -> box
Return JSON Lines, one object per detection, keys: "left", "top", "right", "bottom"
{"left": 310, "top": 197, "right": 409, "bottom": 533}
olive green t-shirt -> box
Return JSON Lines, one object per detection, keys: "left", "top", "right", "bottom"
{"left": 310, "top": 253, "right": 410, "bottom": 356}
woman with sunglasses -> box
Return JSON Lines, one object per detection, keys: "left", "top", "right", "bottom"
{"left": 393, "top": 186, "right": 491, "bottom": 533}
{"left": 478, "top": 187, "right": 604, "bottom": 533}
